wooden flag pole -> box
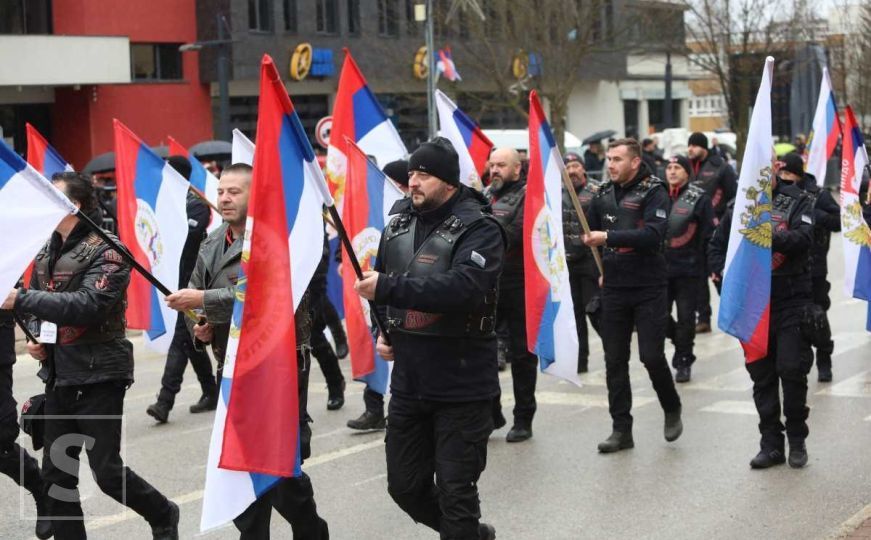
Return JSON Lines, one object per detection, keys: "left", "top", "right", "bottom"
{"left": 559, "top": 167, "right": 604, "bottom": 276}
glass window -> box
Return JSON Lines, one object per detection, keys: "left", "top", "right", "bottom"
{"left": 248, "top": 0, "right": 273, "bottom": 32}
{"left": 283, "top": 0, "right": 297, "bottom": 32}
{"left": 131, "top": 44, "right": 183, "bottom": 81}
{"left": 405, "top": 0, "right": 419, "bottom": 36}
{"left": 347, "top": 0, "right": 360, "bottom": 34}
{"left": 316, "top": 0, "right": 339, "bottom": 34}
{"left": 378, "top": 0, "right": 399, "bottom": 37}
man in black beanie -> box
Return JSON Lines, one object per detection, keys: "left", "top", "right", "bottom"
{"left": 146, "top": 155, "right": 218, "bottom": 423}
{"left": 354, "top": 137, "right": 503, "bottom": 539}
{"left": 687, "top": 131, "right": 737, "bottom": 333}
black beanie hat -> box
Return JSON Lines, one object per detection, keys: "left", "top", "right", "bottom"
{"left": 687, "top": 132, "right": 709, "bottom": 150}
{"left": 382, "top": 159, "right": 409, "bottom": 186}
{"left": 781, "top": 152, "right": 805, "bottom": 177}
{"left": 166, "top": 155, "right": 192, "bottom": 181}
{"left": 408, "top": 137, "right": 460, "bottom": 185}
{"left": 668, "top": 155, "right": 693, "bottom": 178}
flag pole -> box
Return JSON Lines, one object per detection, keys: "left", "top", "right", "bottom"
{"left": 189, "top": 185, "right": 221, "bottom": 214}
{"left": 13, "top": 314, "right": 38, "bottom": 344}
{"left": 324, "top": 205, "right": 392, "bottom": 345}
{"left": 559, "top": 167, "right": 604, "bottom": 276}
{"left": 74, "top": 211, "right": 201, "bottom": 323}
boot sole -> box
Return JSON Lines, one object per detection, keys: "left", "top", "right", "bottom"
{"left": 598, "top": 441, "right": 634, "bottom": 453}
{"left": 146, "top": 408, "right": 168, "bottom": 424}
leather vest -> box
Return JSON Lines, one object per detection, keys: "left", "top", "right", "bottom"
{"left": 382, "top": 212, "right": 498, "bottom": 338}
{"left": 597, "top": 177, "right": 665, "bottom": 254}
{"left": 33, "top": 232, "right": 126, "bottom": 345}
{"left": 489, "top": 182, "right": 526, "bottom": 234}
{"left": 562, "top": 180, "right": 599, "bottom": 262}
{"left": 771, "top": 192, "right": 808, "bottom": 276}
{"left": 666, "top": 183, "right": 705, "bottom": 248}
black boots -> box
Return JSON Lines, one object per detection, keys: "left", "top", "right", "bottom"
{"left": 151, "top": 500, "right": 180, "bottom": 540}
{"left": 788, "top": 441, "right": 808, "bottom": 469}
{"left": 597, "top": 431, "right": 634, "bottom": 453}
{"left": 664, "top": 408, "right": 683, "bottom": 442}
{"left": 817, "top": 355, "right": 832, "bottom": 382}
{"left": 189, "top": 392, "right": 218, "bottom": 414}
{"left": 749, "top": 448, "right": 786, "bottom": 469}
{"left": 327, "top": 379, "right": 346, "bottom": 411}
{"left": 479, "top": 522, "right": 497, "bottom": 539}
{"left": 506, "top": 422, "right": 532, "bottom": 443}
{"left": 146, "top": 400, "right": 171, "bottom": 424}
{"left": 346, "top": 410, "right": 386, "bottom": 431}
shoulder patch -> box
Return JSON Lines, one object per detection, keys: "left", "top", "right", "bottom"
{"left": 470, "top": 250, "right": 486, "bottom": 268}
{"left": 801, "top": 214, "right": 813, "bottom": 225}
{"left": 103, "top": 249, "right": 124, "bottom": 264}
{"left": 655, "top": 208, "right": 667, "bottom": 219}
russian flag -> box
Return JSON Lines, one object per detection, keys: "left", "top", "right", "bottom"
{"left": 232, "top": 128, "right": 255, "bottom": 166}
{"left": 201, "top": 54, "right": 331, "bottom": 531}
{"left": 436, "top": 46, "right": 461, "bottom": 82}
{"left": 114, "top": 120, "right": 190, "bottom": 353}
{"left": 435, "top": 89, "right": 493, "bottom": 188}
{"left": 807, "top": 67, "right": 842, "bottom": 187}
{"left": 25, "top": 123, "right": 73, "bottom": 178}
{"left": 325, "top": 49, "right": 407, "bottom": 208}
{"left": 0, "top": 139, "right": 77, "bottom": 293}
{"left": 839, "top": 106, "right": 871, "bottom": 302}
{"left": 524, "top": 91, "right": 580, "bottom": 385}
{"left": 167, "top": 136, "right": 222, "bottom": 233}
{"left": 341, "top": 138, "right": 402, "bottom": 394}
{"left": 718, "top": 57, "right": 774, "bottom": 363}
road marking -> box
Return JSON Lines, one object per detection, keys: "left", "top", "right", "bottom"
{"left": 827, "top": 502, "right": 871, "bottom": 539}
{"left": 815, "top": 370, "right": 871, "bottom": 398}
{"left": 352, "top": 473, "right": 387, "bottom": 487}
{"left": 85, "top": 438, "right": 385, "bottom": 532}
{"left": 501, "top": 391, "right": 653, "bottom": 409}
{"left": 687, "top": 367, "right": 753, "bottom": 393}
{"left": 699, "top": 400, "right": 758, "bottom": 416}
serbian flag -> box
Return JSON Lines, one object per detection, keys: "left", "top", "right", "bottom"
{"left": 201, "top": 54, "right": 331, "bottom": 531}
{"left": 167, "top": 136, "right": 222, "bottom": 233}
{"left": 232, "top": 128, "right": 255, "bottom": 166}
{"left": 341, "top": 139, "right": 402, "bottom": 394}
{"left": 807, "top": 67, "right": 842, "bottom": 187}
{"left": 718, "top": 57, "right": 774, "bottom": 362}
{"left": 523, "top": 91, "right": 580, "bottom": 384}
{"left": 325, "top": 49, "right": 406, "bottom": 208}
{"left": 436, "top": 46, "right": 461, "bottom": 82}
{"left": 114, "top": 120, "right": 189, "bottom": 353}
{"left": 839, "top": 106, "right": 871, "bottom": 303}
{"left": 25, "top": 123, "right": 73, "bottom": 178}
{"left": 0, "top": 139, "right": 78, "bottom": 293}
{"left": 435, "top": 89, "right": 492, "bottom": 188}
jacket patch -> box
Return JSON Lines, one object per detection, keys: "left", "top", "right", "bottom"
{"left": 655, "top": 208, "right": 667, "bottom": 219}
{"left": 470, "top": 250, "right": 486, "bottom": 268}
{"left": 95, "top": 275, "right": 109, "bottom": 290}
{"left": 416, "top": 254, "right": 439, "bottom": 265}
{"left": 404, "top": 310, "right": 442, "bottom": 329}
{"left": 104, "top": 250, "right": 124, "bottom": 264}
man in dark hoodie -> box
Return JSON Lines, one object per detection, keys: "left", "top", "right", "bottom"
{"left": 354, "top": 137, "right": 503, "bottom": 540}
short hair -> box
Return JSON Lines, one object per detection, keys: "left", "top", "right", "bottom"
{"left": 51, "top": 171, "right": 97, "bottom": 213}
{"left": 221, "top": 163, "right": 253, "bottom": 177}
{"left": 608, "top": 138, "right": 642, "bottom": 159}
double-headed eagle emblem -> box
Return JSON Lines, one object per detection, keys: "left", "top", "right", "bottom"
{"left": 738, "top": 167, "right": 773, "bottom": 248}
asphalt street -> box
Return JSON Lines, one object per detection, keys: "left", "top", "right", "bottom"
{"left": 1, "top": 236, "right": 869, "bottom": 540}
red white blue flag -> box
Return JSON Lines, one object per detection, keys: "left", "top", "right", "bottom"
{"left": 839, "top": 106, "right": 871, "bottom": 304}
{"left": 167, "top": 136, "right": 221, "bottom": 233}
{"left": 326, "top": 49, "right": 407, "bottom": 209}
{"left": 114, "top": 120, "right": 189, "bottom": 353}
{"left": 436, "top": 46, "right": 461, "bottom": 82}
{"left": 201, "top": 54, "right": 332, "bottom": 531}
{"left": 718, "top": 57, "right": 774, "bottom": 362}
{"left": 523, "top": 91, "right": 580, "bottom": 384}
{"left": 341, "top": 139, "right": 402, "bottom": 394}
{"left": 435, "top": 89, "right": 492, "bottom": 188}
{"left": 25, "top": 123, "right": 73, "bottom": 178}
{"left": 806, "top": 67, "right": 842, "bottom": 187}
{"left": 232, "top": 128, "right": 255, "bottom": 166}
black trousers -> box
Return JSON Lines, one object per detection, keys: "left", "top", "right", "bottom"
{"left": 233, "top": 473, "right": 329, "bottom": 540}
{"left": 42, "top": 381, "right": 173, "bottom": 539}
{"left": 696, "top": 275, "right": 712, "bottom": 324}
{"left": 364, "top": 386, "right": 385, "bottom": 415}
{"left": 310, "top": 296, "right": 345, "bottom": 391}
{"left": 157, "top": 314, "right": 216, "bottom": 407}
{"left": 601, "top": 286, "right": 681, "bottom": 432}
{"left": 811, "top": 276, "right": 834, "bottom": 364}
{"left": 568, "top": 269, "right": 601, "bottom": 367}
{"left": 745, "top": 308, "right": 813, "bottom": 451}
{"left": 0, "top": 325, "right": 44, "bottom": 495}
{"left": 666, "top": 277, "right": 698, "bottom": 366}
{"left": 386, "top": 395, "right": 493, "bottom": 540}
{"left": 496, "top": 287, "right": 538, "bottom": 424}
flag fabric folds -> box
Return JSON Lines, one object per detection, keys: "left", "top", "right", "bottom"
{"left": 839, "top": 106, "right": 871, "bottom": 303}
{"left": 201, "top": 54, "right": 331, "bottom": 531}
{"left": 806, "top": 67, "right": 842, "bottom": 187}
{"left": 325, "top": 49, "right": 406, "bottom": 208}
{"left": 167, "top": 136, "right": 222, "bottom": 233}
{"left": 435, "top": 90, "right": 493, "bottom": 188}
{"left": 341, "top": 139, "right": 402, "bottom": 394}
{"left": 25, "top": 123, "right": 73, "bottom": 178}
{"left": 0, "top": 139, "right": 77, "bottom": 293}
{"left": 523, "top": 90, "right": 580, "bottom": 385}
{"left": 232, "top": 128, "right": 255, "bottom": 166}
{"left": 113, "top": 120, "right": 189, "bottom": 353}
{"left": 436, "top": 46, "right": 461, "bottom": 82}
{"left": 718, "top": 57, "right": 774, "bottom": 363}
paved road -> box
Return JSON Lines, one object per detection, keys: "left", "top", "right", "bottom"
{"left": 2, "top": 237, "right": 870, "bottom": 540}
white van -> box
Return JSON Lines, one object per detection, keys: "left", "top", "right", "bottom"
{"left": 483, "top": 129, "right": 584, "bottom": 156}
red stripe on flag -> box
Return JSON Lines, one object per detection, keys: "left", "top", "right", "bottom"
{"left": 742, "top": 303, "right": 770, "bottom": 363}
{"left": 25, "top": 123, "right": 48, "bottom": 174}
{"left": 167, "top": 136, "right": 189, "bottom": 158}
{"left": 326, "top": 49, "right": 368, "bottom": 199}
{"left": 218, "top": 55, "right": 300, "bottom": 477}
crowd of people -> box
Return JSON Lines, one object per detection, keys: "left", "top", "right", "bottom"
{"left": 0, "top": 129, "right": 868, "bottom": 540}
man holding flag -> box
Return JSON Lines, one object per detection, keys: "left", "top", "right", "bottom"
{"left": 354, "top": 137, "right": 503, "bottom": 540}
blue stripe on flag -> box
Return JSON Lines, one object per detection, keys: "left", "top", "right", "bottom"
{"left": 145, "top": 286, "right": 166, "bottom": 340}
{"left": 854, "top": 247, "right": 871, "bottom": 300}
{"left": 278, "top": 114, "right": 307, "bottom": 236}
{"left": 361, "top": 346, "right": 390, "bottom": 395}
{"left": 134, "top": 145, "right": 164, "bottom": 209}
{"left": 535, "top": 289, "right": 559, "bottom": 368}
{"left": 0, "top": 142, "right": 26, "bottom": 190}
{"left": 365, "top": 160, "right": 386, "bottom": 228}
{"left": 719, "top": 240, "right": 770, "bottom": 340}
{"left": 453, "top": 109, "right": 475, "bottom": 148}
{"left": 352, "top": 87, "right": 387, "bottom": 141}
{"left": 188, "top": 158, "right": 207, "bottom": 192}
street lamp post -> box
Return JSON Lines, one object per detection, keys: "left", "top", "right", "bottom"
{"left": 180, "top": 14, "right": 233, "bottom": 142}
